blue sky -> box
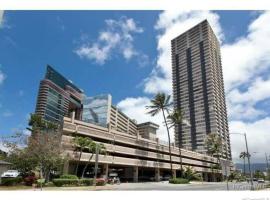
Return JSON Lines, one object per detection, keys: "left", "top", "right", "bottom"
{"left": 0, "top": 11, "right": 270, "bottom": 162}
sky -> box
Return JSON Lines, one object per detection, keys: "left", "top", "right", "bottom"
{"left": 0, "top": 10, "right": 270, "bottom": 163}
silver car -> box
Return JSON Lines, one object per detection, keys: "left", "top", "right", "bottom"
{"left": 1, "top": 170, "right": 20, "bottom": 178}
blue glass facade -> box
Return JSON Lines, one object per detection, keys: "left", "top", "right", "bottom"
{"left": 82, "top": 94, "right": 111, "bottom": 127}
{"left": 44, "top": 87, "right": 66, "bottom": 122}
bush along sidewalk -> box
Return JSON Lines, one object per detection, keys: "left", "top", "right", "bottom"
{"left": 51, "top": 174, "right": 106, "bottom": 187}
{"left": 169, "top": 178, "right": 190, "bottom": 184}
{"left": 0, "top": 177, "right": 23, "bottom": 186}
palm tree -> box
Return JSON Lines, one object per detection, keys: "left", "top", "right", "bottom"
{"left": 167, "top": 108, "right": 184, "bottom": 176}
{"left": 183, "top": 166, "right": 202, "bottom": 181}
{"left": 72, "top": 136, "right": 92, "bottom": 176}
{"left": 81, "top": 141, "right": 106, "bottom": 178}
{"left": 205, "top": 133, "right": 222, "bottom": 181}
{"left": 239, "top": 151, "right": 250, "bottom": 176}
{"left": 146, "top": 93, "right": 173, "bottom": 176}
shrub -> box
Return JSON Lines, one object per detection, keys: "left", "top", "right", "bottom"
{"left": 59, "top": 174, "right": 78, "bottom": 179}
{"left": 24, "top": 175, "right": 37, "bottom": 186}
{"left": 52, "top": 178, "right": 79, "bottom": 187}
{"left": 36, "top": 179, "right": 45, "bottom": 187}
{"left": 79, "top": 178, "right": 94, "bottom": 186}
{"left": 169, "top": 178, "right": 190, "bottom": 184}
{"left": 1, "top": 177, "right": 23, "bottom": 186}
{"left": 45, "top": 181, "right": 54, "bottom": 187}
{"left": 96, "top": 178, "right": 106, "bottom": 186}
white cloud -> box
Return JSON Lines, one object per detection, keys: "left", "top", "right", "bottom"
{"left": 22, "top": 129, "right": 31, "bottom": 136}
{"left": 74, "top": 16, "right": 146, "bottom": 65}
{"left": 0, "top": 141, "right": 8, "bottom": 153}
{"left": 0, "top": 10, "right": 4, "bottom": 28}
{"left": 222, "top": 11, "right": 270, "bottom": 92}
{"left": 137, "top": 54, "right": 150, "bottom": 68}
{"left": 0, "top": 11, "right": 11, "bottom": 29}
{"left": 2, "top": 111, "right": 13, "bottom": 117}
{"left": 227, "top": 76, "right": 270, "bottom": 120}
{"left": 224, "top": 11, "right": 270, "bottom": 121}
{"left": 18, "top": 90, "right": 24, "bottom": 97}
{"left": 0, "top": 69, "right": 6, "bottom": 85}
{"left": 116, "top": 11, "right": 270, "bottom": 162}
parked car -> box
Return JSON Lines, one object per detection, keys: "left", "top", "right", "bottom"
{"left": 107, "top": 173, "right": 120, "bottom": 184}
{"left": 1, "top": 170, "right": 20, "bottom": 178}
{"left": 162, "top": 175, "right": 171, "bottom": 181}
{"left": 149, "top": 176, "right": 163, "bottom": 181}
{"left": 257, "top": 178, "right": 265, "bottom": 183}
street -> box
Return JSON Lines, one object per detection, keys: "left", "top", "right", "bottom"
{"left": 95, "top": 181, "right": 268, "bottom": 191}
{"left": 1, "top": 181, "right": 268, "bottom": 191}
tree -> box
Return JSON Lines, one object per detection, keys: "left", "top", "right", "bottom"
{"left": 167, "top": 108, "right": 184, "bottom": 176}
{"left": 183, "top": 166, "right": 202, "bottom": 181}
{"left": 27, "top": 131, "right": 65, "bottom": 181}
{"left": 205, "top": 133, "right": 223, "bottom": 181}
{"left": 146, "top": 93, "right": 173, "bottom": 176}
{"left": 228, "top": 170, "right": 243, "bottom": 182}
{"left": 254, "top": 170, "right": 265, "bottom": 179}
{"left": 27, "top": 114, "right": 66, "bottom": 182}
{"left": 81, "top": 140, "right": 94, "bottom": 178}
{"left": 2, "top": 132, "right": 35, "bottom": 177}
{"left": 239, "top": 151, "right": 250, "bottom": 176}
{"left": 2, "top": 114, "right": 66, "bottom": 182}
{"left": 0, "top": 150, "right": 7, "bottom": 160}
{"left": 72, "top": 136, "right": 92, "bottom": 176}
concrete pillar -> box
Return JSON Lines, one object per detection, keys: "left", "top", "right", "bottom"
{"left": 212, "top": 173, "right": 217, "bottom": 182}
{"left": 133, "top": 166, "right": 139, "bottom": 182}
{"left": 204, "top": 173, "right": 208, "bottom": 182}
{"left": 71, "top": 111, "right": 75, "bottom": 124}
{"left": 155, "top": 168, "right": 160, "bottom": 182}
{"left": 103, "top": 163, "right": 109, "bottom": 179}
{"left": 172, "top": 169, "right": 176, "bottom": 179}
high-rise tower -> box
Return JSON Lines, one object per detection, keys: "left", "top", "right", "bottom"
{"left": 171, "top": 20, "right": 231, "bottom": 159}
{"left": 35, "top": 65, "right": 84, "bottom": 123}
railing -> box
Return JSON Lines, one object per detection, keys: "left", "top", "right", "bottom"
{"left": 232, "top": 182, "right": 267, "bottom": 190}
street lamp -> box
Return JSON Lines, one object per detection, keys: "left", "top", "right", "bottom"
{"left": 266, "top": 153, "right": 270, "bottom": 181}
{"left": 230, "top": 132, "right": 254, "bottom": 190}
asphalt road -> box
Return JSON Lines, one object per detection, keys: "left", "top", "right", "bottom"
{"left": 101, "top": 181, "right": 268, "bottom": 191}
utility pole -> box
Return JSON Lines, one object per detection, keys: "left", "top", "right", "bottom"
{"left": 265, "top": 153, "right": 269, "bottom": 181}
{"left": 244, "top": 133, "right": 254, "bottom": 190}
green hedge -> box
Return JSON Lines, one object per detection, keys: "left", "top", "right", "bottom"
{"left": 1, "top": 177, "right": 23, "bottom": 186}
{"left": 169, "top": 178, "right": 190, "bottom": 184}
{"left": 52, "top": 179, "right": 79, "bottom": 187}
{"left": 80, "top": 178, "right": 94, "bottom": 186}
{"left": 59, "top": 174, "right": 78, "bottom": 179}
{"left": 52, "top": 178, "right": 96, "bottom": 187}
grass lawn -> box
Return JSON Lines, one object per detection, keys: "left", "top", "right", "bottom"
{"left": 0, "top": 185, "right": 33, "bottom": 190}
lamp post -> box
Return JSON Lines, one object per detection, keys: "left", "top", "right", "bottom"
{"left": 230, "top": 132, "right": 254, "bottom": 190}
{"left": 265, "top": 153, "right": 269, "bottom": 181}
